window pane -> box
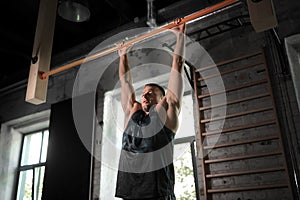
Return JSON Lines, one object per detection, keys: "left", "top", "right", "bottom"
{"left": 40, "top": 130, "right": 49, "bottom": 163}
{"left": 174, "top": 143, "right": 196, "bottom": 200}
{"left": 21, "top": 132, "right": 43, "bottom": 166}
{"left": 34, "top": 166, "right": 45, "bottom": 200}
{"left": 176, "top": 94, "right": 196, "bottom": 139}
{"left": 17, "top": 170, "right": 33, "bottom": 200}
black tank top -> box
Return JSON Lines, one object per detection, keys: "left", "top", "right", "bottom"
{"left": 115, "top": 107, "right": 175, "bottom": 199}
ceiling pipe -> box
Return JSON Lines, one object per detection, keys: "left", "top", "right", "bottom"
{"left": 146, "top": 0, "right": 157, "bottom": 28}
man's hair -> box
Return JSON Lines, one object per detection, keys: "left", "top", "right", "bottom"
{"left": 145, "top": 83, "right": 165, "bottom": 97}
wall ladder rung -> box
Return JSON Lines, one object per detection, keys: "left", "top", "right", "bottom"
{"left": 204, "top": 151, "right": 282, "bottom": 164}
{"left": 195, "top": 51, "right": 262, "bottom": 73}
{"left": 204, "top": 135, "right": 279, "bottom": 149}
{"left": 202, "top": 120, "right": 276, "bottom": 136}
{"left": 200, "top": 106, "right": 273, "bottom": 123}
{"left": 199, "top": 92, "right": 270, "bottom": 111}
{"left": 206, "top": 167, "right": 285, "bottom": 178}
{"left": 198, "top": 79, "right": 267, "bottom": 99}
{"left": 207, "top": 184, "right": 288, "bottom": 193}
{"left": 198, "top": 61, "right": 264, "bottom": 81}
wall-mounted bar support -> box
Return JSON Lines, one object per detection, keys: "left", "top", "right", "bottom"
{"left": 25, "top": 0, "right": 58, "bottom": 104}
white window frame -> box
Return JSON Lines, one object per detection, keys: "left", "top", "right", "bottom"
{"left": 14, "top": 128, "right": 49, "bottom": 200}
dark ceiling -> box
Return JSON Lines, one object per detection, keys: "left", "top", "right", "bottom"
{"left": 0, "top": 0, "right": 221, "bottom": 90}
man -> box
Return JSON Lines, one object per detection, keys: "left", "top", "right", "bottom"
{"left": 115, "top": 21, "right": 186, "bottom": 200}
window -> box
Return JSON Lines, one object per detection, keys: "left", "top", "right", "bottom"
{"left": 174, "top": 93, "right": 199, "bottom": 199}
{"left": 16, "top": 129, "right": 49, "bottom": 200}
{"left": 174, "top": 139, "right": 198, "bottom": 200}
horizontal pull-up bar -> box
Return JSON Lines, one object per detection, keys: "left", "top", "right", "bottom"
{"left": 41, "top": 0, "right": 239, "bottom": 80}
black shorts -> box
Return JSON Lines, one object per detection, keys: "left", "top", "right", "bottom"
{"left": 123, "top": 194, "right": 176, "bottom": 200}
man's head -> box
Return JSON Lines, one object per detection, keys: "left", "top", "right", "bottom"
{"left": 141, "top": 83, "right": 165, "bottom": 112}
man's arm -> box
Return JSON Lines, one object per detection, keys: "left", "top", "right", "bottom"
{"left": 118, "top": 45, "right": 139, "bottom": 121}
{"left": 162, "top": 22, "right": 186, "bottom": 132}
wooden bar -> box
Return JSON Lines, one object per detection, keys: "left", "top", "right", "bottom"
{"left": 192, "top": 65, "right": 209, "bottom": 199}
{"left": 206, "top": 166, "right": 285, "bottom": 178}
{"left": 202, "top": 119, "right": 276, "bottom": 136}
{"left": 247, "top": 0, "right": 278, "bottom": 32}
{"left": 198, "top": 79, "right": 267, "bottom": 99}
{"left": 207, "top": 184, "right": 288, "bottom": 193}
{"left": 199, "top": 92, "right": 270, "bottom": 111}
{"left": 200, "top": 106, "right": 273, "bottom": 123}
{"left": 25, "top": 0, "right": 57, "bottom": 104}
{"left": 195, "top": 51, "right": 262, "bottom": 73}
{"left": 204, "top": 135, "right": 279, "bottom": 149}
{"left": 198, "top": 61, "right": 264, "bottom": 81}
{"left": 204, "top": 151, "right": 282, "bottom": 164}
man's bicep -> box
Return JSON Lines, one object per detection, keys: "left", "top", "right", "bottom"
{"left": 165, "top": 101, "right": 180, "bottom": 132}
{"left": 120, "top": 81, "right": 136, "bottom": 113}
{"left": 166, "top": 68, "right": 184, "bottom": 107}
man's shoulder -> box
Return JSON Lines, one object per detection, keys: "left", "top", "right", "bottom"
{"left": 128, "top": 102, "right": 142, "bottom": 117}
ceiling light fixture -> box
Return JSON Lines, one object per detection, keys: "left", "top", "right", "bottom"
{"left": 58, "top": 0, "right": 90, "bottom": 22}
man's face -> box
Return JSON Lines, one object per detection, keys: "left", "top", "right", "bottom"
{"left": 141, "top": 86, "right": 163, "bottom": 112}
